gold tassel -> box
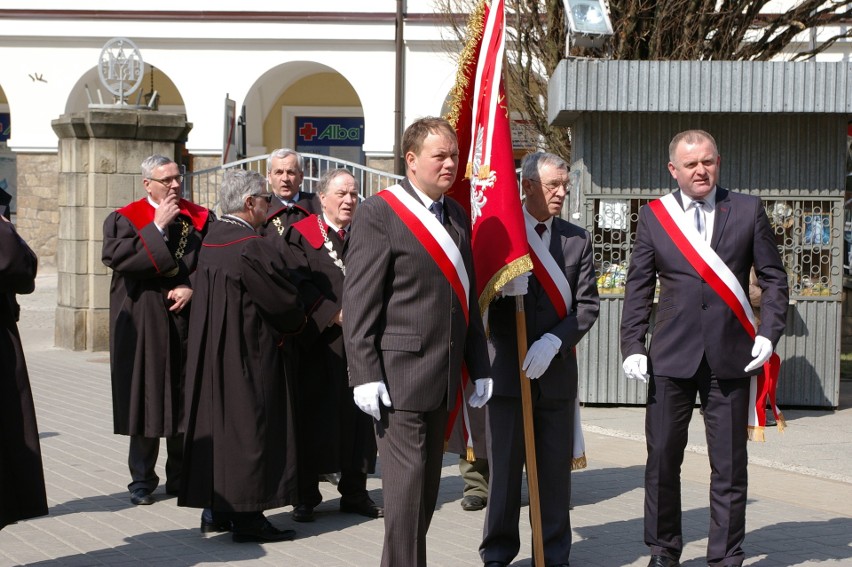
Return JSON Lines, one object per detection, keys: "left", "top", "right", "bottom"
{"left": 478, "top": 255, "right": 535, "bottom": 316}
{"left": 478, "top": 164, "right": 491, "bottom": 178}
{"left": 571, "top": 454, "right": 587, "bottom": 471}
{"left": 444, "top": 0, "right": 488, "bottom": 128}
{"left": 776, "top": 411, "right": 787, "bottom": 433}
{"left": 465, "top": 162, "right": 473, "bottom": 179}
{"left": 748, "top": 426, "right": 766, "bottom": 443}
{"left": 466, "top": 446, "right": 476, "bottom": 462}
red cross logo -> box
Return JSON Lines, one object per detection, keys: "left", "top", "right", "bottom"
{"left": 299, "top": 122, "right": 318, "bottom": 142}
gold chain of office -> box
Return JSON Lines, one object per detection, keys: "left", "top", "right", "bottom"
{"left": 162, "top": 217, "right": 190, "bottom": 278}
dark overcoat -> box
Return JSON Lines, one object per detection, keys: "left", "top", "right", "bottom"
{"left": 0, "top": 222, "right": 48, "bottom": 529}
{"left": 101, "top": 198, "right": 212, "bottom": 437}
{"left": 179, "top": 220, "right": 305, "bottom": 513}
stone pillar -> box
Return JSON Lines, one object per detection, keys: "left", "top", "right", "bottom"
{"left": 51, "top": 109, "right": 191, "bottom": 351}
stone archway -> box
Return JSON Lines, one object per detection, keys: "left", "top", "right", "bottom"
{"left": 243, "top": 61, "right": 365, "bottom": 163}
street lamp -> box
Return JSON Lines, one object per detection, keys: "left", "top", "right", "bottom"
{"left": 563, "top": 0, "right": 613, "bottom": 49}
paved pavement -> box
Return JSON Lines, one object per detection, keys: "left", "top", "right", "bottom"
{"left": 2, "top": 268, "right": 851, "bottom": 567}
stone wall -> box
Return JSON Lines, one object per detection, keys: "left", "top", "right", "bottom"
{"left": 16, "top": 153, "right": 60, "bottom": 266}
{"left": 843, "top": 285, "right": 852, "bottom": 351}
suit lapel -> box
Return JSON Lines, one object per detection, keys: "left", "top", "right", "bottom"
{"left": 710, "top": 187, "right": 730, "bottom": 250}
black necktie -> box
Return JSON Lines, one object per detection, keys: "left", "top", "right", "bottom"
{"left": 693, "top": 200, "right": 706, "bottom": 239}
{"left": 429, "top": 201, "right": 444, "bottom": 225}
{"left": 535, "top": 223, "right": 547, "bottom": 239}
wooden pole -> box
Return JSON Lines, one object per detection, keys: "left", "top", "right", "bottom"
{"left": 515, "top": 295, "right": 545, "bottom": 567}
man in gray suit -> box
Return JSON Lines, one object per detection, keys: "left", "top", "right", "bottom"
{"left": 343, "top": 117, "right": 492, "bottom": 567}
{"left": 621, "top": 130, "right": 788, "bottom": 567}
{"left": 480, "top": 152, "right": 600, "bottom": 567}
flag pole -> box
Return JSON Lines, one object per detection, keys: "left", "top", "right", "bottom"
{"left": 515, "top": 295, "right": 545, "bottom": 567}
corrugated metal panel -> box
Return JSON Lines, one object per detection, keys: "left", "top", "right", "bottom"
{"left": 570, "top": 113, "right": 847, "bottom": 196}
{"left": 579, "top": 297, "right": 647, "bottom": 404}
{"left": 580, "top": 299, "right": 841, "bottom": 407}
{"left": 777, "top": 300, "right": 841, "bottom": 408}
{"left": 549, "top": 60, "right": 852, "bottom": 126}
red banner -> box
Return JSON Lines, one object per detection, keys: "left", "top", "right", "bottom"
{"left": 446, "top": 0, "right": 532, "bottom": 315}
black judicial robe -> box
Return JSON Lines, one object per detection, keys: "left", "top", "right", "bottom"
{"left": 286, "top": 215, "right": 377, "bottom": 476}
{"left": 179, "top": 220, "right": 305, "bottom": 512}
{"left": 0, "top": 222, "right": 48, "bottom": 529}
{"left": 101, "top": 199, "right": 212, "bottom": 437}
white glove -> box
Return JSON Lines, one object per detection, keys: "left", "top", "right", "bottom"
{"left": 623, "top": 354, "right": 649, "bottom": 383}
{"left": 744, "top": 335, "right": 773, "bottom": 373}
{"left": 468, "top": 378, "right": 493, "bottom": 408}
{"left": 522, "top": 333, "right": 561, "bottom": 379}
{"left": 353, "top": 381, "right": 392, "bottom": 420}
{"left": 501, "top": 272, "right": 530, "bottom": 296}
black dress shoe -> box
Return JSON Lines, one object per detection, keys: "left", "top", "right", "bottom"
{"left": 461, "top": 495, "right": 487, "bottom": 511}
{"left": 292, "top": 504, "right": 315, "bottom": 523}
{"left": 232, "top": 519, "right": 296, "bottom": 543}
{"left": 647, "top": 555, "right": 679, "bottom": 567}
{"left": 340, "top": 496, "right": 383, "bottom": 518}
{"left": 200, "top": 518, "right": 232, "bottom": 535}
{"left": 130, "top": 488, "right": 155, "bottom": 506}
{"left": 483, "top": 562, "right": 508, "bottom": 567}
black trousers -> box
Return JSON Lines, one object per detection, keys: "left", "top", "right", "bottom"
{"left": 644, "top": 358, "right": 750, "bottom": 567}
{"left": 127, "top": 434, "right": 183, "bottom": 494}
{"left": 374, "top": 406, "right": 448, "bottom": 567}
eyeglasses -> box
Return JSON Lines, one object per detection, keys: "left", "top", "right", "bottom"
{"left": 529, "top": 178, "right": 567, "bottom": 193}
{"left": 251, "top": 192, "right": 274, "bottom": 204}
{"left": 147, "top": 175, "right": 184, "bottom": 185}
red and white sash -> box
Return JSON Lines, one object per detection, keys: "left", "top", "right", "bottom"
{"left": 378, "top": 185, "right": 470, "bottom": 323}
{"left": 648, "top": 194, "right": 784, "bottom": 440}
{"left": 525, "top": 215, "right": 586, "bottom": 469}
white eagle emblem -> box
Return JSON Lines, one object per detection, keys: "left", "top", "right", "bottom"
{"left": 469, "top": 126, "right": 497, "bottom": 226}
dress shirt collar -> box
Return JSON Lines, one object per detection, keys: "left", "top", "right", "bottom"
{"left": 408, "top": 179, "right": 445, "bottom": 210}
{"left": 522, "top": 205, "right": 554, "bottom": 233}
{"left": 322, "top": 213, "right": 347, "bottom": 234}
{"left": 681, "top": 187, "right": 717, "bottom": 212}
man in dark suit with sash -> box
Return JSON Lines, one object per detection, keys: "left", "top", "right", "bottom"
{"left": 621, "top": 130, "right": 788, "bottom": 567}
{"left": 343, "top": 117, "right": 492, "bottom": 567}
{"left": 480, "top": 152, "right": 600, "bottom": 567}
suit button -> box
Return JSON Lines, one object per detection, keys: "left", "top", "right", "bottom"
{"left": 450, "top": 340, "right": 455, "bottom": 348}
{"left": 702, "top": 304, "right": 708, "bottom": 310}
{"left": 451, "top": 306, "right": 457, "bottom": 314}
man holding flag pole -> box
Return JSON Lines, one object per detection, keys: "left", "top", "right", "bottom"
{"left": 445, "top": 1, "right": 599, "bottom": 566}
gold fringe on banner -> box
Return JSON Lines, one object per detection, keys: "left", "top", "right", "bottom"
{"left": 445, "top": 0, "right": 488, "bottom": 130}
{"left": 571, "top": 454, "right": 587, "bottom": 471}
{"left": 478, "top": 254, "right": 534, "bottom": 316}
{"left": 748, "top": 426, "right": 766, "bottom": 442}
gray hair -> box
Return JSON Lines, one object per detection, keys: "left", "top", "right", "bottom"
{"left": 317, "top": 168, "right": 359, "bottom": 195}
{"left": 219, "top": 169, "right": 267, "bottom": 215}
{"left": 141, "top": 155, "right": 175, "bottom": 179}
{"left": 267, "top": 148, "right": 304, "bottom": 174}
{"left": 521, "top": 152, "right": 568, "bottom": 182}
{"left": 669, "top": 129, "right": 718, "bottom": 162}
